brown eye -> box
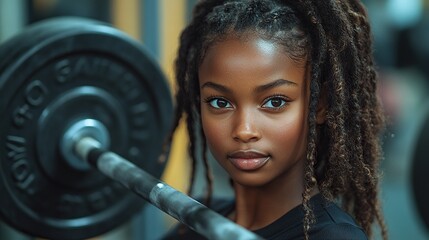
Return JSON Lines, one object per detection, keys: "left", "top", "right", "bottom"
{"left": 262, "top": 97, "right": 287, "bottom": 109}
{"left": 271, "top": 99, "right": 283, "bottom": 107}
{"left": 216, "top": 99, "right": 228, "bottom": 108}
{"left": 207, "top": 98, "right": 232, "bottom": 109}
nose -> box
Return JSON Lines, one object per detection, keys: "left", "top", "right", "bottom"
{"left": 232, "top": 109, "right": 261, "bottom": 143}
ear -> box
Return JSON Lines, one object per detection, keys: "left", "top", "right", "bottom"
{"left": 316, "top": 91, "right": 327, "bottom": 124}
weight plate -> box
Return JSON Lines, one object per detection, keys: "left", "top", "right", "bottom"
{"left": 0, "top": 17, "right": 172, "bottom": 240}
{"left": 412, "top": 106, "right": 429, "bottom": 230}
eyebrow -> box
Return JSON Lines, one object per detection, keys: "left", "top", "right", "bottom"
{"left": 200, "top": 82, "right": 232, "bottom": 93}
{"left": 200, "top": 79, "right": 297, "bottom": 93}
{"left": 255, "top": 79, "right": 298, "bottom": 93}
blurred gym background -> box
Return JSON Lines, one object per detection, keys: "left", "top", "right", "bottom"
{"left": 0, "top": 0, "right": 428, "bottom": 239}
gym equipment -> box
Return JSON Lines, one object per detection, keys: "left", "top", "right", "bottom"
{"left": 412, "top": 106, "right": 429, "bottom": 230}
{"left": 0, "top": 17, "right": 262, "bottom": 240}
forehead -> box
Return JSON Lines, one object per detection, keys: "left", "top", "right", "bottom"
{"left": 198, "top": 34, "right": 307, "bottom": 86}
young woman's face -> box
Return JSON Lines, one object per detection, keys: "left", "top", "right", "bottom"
{"left": 199, "top": 34, "right": 309, "bottom": 188}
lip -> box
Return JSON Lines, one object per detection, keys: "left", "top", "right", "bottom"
{"left": 227, "top": 150, "right": 270, "bottom": 171}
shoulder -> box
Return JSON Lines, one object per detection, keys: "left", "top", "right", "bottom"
{"left": 311, "top": 223, "right": 367, "bottom": 240}
{"left": 310, "top": 197, "right": 368, "bottom": 240}
{"left": 253, "top": 194, "right": 368, "bottom": 240}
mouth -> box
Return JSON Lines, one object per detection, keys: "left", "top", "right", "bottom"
{"left": 227, "top": 150, "right": 270, "bottom": 171}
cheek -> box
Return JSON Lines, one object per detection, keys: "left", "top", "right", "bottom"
{"left": 266, "top": 108, "right": 307, "bottom": 152}
{"left": 201, "top": 113, "right": 228, "bottom": 156}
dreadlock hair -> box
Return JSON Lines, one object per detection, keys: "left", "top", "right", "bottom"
{"left": 166, "top": 0, "right": 388, "bottom": 239}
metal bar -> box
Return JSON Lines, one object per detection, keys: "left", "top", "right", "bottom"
{"left": 75, "top": 137, "right": 263, "bottom": 240}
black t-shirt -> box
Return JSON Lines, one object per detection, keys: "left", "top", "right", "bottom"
{"left": 162, "top": 194, "right": 367, "bottom": 240}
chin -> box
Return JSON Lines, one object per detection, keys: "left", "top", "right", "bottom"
{"left": 229, "top": 171, "right": 273, "bottom": 188}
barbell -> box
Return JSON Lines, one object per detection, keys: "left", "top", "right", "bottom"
{"left": 0, "top": 17, "right": 262, "bottom": 240}
{"left": 1, "top": 16, "right": 429, "bottom": 240}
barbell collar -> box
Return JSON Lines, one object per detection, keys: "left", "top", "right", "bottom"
{"left": 61, "top": 119, "right": 110, "bottom": 171}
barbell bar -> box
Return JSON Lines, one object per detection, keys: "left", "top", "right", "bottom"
{"left": 70, "top": 122, "right": 262, "bottom": 240}
{"left": 0, "top": 17, "right": 263, "bottom": 240}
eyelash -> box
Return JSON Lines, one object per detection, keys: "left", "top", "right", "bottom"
{"left": 261, "top": 95, "right": 290, "bottom": 110}
{"left": 203, "top": 95, "right": 290, "bottom": 110}
{"left": 203, "top": 96, "right": 232, "bottom": 109}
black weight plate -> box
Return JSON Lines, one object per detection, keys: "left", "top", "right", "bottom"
{"left": 0, "top": 17, "right": 172, "bottom": 240}
{"left": 412, "top": 106, "right": 429, "bottom": 230}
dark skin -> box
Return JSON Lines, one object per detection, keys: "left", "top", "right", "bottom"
{"left": 198, "top": 33, "right": 323, "bottom": 230}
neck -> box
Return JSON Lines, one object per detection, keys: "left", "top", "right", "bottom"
{"left": 230, "top": 169, "right": 319, "bottom": 230}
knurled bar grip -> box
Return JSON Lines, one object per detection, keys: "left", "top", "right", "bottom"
{"left": 75, "top": 137, "right": 263, "bottom": 240}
